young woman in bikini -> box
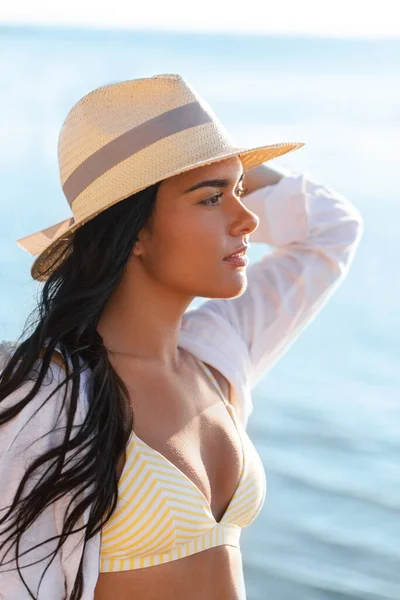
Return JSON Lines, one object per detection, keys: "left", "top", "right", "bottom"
{"left": 0, "top": 74, "right": 363, "bottom": 599}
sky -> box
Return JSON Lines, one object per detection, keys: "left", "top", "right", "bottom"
{"left": 1, "top": 0, "right": 400, "bottom": 39}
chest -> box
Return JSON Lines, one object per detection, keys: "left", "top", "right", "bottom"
{"left": 115, "top": 362, "right": 243, "bottom": 523}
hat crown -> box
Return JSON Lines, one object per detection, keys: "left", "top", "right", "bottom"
{"left": 57, "top": 74, "right": 233, "bottom": 189}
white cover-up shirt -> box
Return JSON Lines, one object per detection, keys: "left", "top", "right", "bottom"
{"left": 0, "top": 168, "right": 364, "bottom": 599}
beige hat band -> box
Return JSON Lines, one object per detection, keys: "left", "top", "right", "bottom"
{"left": 63, "top": 100, "right": 213, "bottom": 206}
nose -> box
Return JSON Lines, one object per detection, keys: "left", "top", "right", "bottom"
{"left": 230, "top": 202, "right": 260, "bottom": 238}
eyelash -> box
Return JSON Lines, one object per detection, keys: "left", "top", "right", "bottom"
{"left": 200, "top": 187, "right": 248, "bottom": 207}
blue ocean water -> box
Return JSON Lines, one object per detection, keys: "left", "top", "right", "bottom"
{"left": 0, "top": 25, "right": 399, "bottom": 599}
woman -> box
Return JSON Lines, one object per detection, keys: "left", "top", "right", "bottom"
{"left": 0, "top": 74, "right": 363, "bottom": 599}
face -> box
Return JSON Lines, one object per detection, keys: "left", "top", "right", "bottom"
{"left": 133, "top": 156, "right": 260, "bottom": 299}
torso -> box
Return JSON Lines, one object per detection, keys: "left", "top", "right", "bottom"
{"left": 93, "top": 348, "right": 247, "bottom": 600}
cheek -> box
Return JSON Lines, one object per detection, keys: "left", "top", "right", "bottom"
{"left": 148, "top": 221, "right": 222, "bottom": 283}
{"left": 159, "top": 231, "right": 216, "bottom": 273}
{"left": 156, "top": 214, "right": 221, "bottom": 261}
{"left": 144, "top": 211, "right": 245, "bottom": 296}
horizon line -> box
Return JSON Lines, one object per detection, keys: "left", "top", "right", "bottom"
{"left": 2, "top": 21, "right": 400, "bottom": 41}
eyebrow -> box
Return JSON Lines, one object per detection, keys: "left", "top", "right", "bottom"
{"left": 182, "top": 172, "right": 245, "bottom": 194}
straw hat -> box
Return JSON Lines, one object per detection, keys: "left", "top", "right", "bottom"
{"left": 16, "top": 73, "right": 305, "bottom": 282}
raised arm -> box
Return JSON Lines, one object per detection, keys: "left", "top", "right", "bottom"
{"left": 179, "top": 167, "right": 364, "bottom": 417}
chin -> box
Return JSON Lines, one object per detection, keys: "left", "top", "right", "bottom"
{"left": 206, "top": 274, "right": 248, "bottom": 299}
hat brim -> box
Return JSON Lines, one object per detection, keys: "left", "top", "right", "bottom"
{"left": 17, "top": 140, "right": 304, "bottom": 282}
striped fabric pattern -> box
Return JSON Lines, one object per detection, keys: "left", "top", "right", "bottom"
{"left": 99, "top": 361, "right": 267, "bottom": 571}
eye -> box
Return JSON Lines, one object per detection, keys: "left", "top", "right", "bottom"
{"left": 200, "top": 193, "right": 223, "bottom": 207}
{"left": 200, "top": 186, "right": 247, "bottom": 208}
{"left": 236, "top": 186, "right": 247, "bottom": 198}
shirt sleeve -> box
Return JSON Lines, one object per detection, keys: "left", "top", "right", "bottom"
{"left": 0, "top": 364, "right": 82, "bottom": 599}
{"left": 181, "top": 168, "right": 364, "bottom": 392}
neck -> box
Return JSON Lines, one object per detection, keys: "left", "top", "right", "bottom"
{"left": 96, "top": 265, "right": 195, "bottom": 373}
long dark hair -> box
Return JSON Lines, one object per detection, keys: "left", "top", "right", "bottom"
{"left": 0, "top": 181, "right": 161, "bottom": 599}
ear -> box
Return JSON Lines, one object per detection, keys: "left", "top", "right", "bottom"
{"left": 132, "top": 240, "right": 145, "bottom": 258}
{"left": 132, "top": 242, "right": 141, "bottom": 257}
{"left": 133, "top": 223, "right": 152, "bottom": 257}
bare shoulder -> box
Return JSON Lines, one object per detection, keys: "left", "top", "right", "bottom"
{"left": 204, "top": 362, "right": 245, "bottom": 426}
{"left": 39, "top": 348, "right": 67, "bottom": 371}
{"left": 0, "top": 343, "right": 67, "bottom": 375}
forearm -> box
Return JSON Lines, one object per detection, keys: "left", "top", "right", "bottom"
{"left": 243, "top": 162, "right": 287, "bottom": 195}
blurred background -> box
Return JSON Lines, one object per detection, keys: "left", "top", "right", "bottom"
{"left": 1, "top": 1, "right": 399, "bottom": 598}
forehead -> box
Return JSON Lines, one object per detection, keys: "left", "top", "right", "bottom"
{"left": 161, "top": 156, "right": 244, "bottom": 194}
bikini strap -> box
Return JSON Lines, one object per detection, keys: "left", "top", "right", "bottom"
{"left": 198, "top": 361, "right": 229, "bottom": 406}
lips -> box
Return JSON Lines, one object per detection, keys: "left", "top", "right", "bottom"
{"left": 223, "top": 244, "right": 248, "bottom": 259}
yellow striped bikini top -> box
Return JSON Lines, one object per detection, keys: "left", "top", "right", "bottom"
{"left": 99, "top": 360, "right": 267, "bottom": 572}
